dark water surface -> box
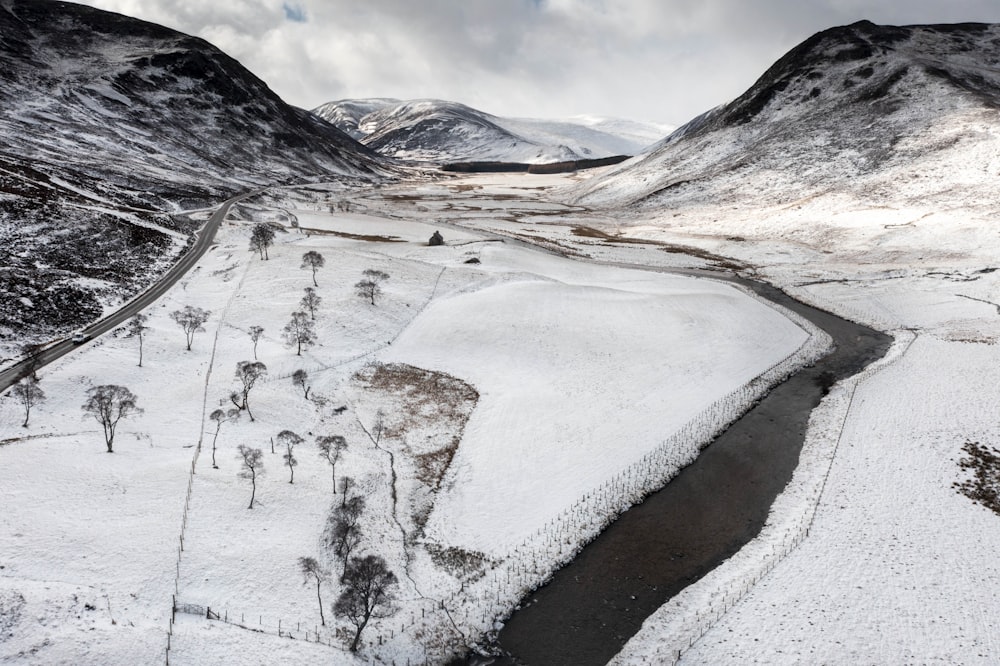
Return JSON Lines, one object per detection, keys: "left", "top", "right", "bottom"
{"left": 469, "top": 275, "right": 891, "bottom": 665}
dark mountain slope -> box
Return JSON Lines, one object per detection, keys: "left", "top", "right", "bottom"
{"left": 0, "top": 0, "right": 388, "bottom": 348}
{"left": 573, "top": 21, "right": 1000, "bottom": 210}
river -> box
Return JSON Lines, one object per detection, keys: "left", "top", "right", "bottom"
{"left": 472, "top": 274, "right": 891, "bottom": 665}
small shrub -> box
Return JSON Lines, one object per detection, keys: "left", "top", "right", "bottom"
{"left": 954, "top": 440, "right": 1000, "bottom": 516}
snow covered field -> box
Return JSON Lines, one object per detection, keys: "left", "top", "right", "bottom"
{"left": 0, "top": 173, "right": 816, "bottom": 663}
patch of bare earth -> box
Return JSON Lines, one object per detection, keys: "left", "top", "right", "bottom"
{"left": 351, "top": 362, "right": 479, "bottom": 536}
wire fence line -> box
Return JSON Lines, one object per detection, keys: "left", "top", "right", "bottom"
{"left": 165, "top": 255, "right": 254, "bottom": 665}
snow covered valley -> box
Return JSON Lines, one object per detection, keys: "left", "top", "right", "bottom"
{"left": 3, "top": 169, "right": 1000, "bottom": 665}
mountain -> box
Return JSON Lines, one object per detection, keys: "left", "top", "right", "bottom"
{"left": 312, "top": 98, "right": 672, "bottom": 164}
{"left": 0, "top": 0, "right": 389, "bottom": 348}
{"left": 571, "top": 21, "right": 1000, "bottom": 211}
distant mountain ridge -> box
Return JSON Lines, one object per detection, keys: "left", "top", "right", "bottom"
{"left": 312, "top": 98, "right": 672, "bottom": 164}
{"left": 572, "top": 21, "right": 1000, "bottom": 211}
{"left": 0, "top": 0, "right": 389, "bottom": 345}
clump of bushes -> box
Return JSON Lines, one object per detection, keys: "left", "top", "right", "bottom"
{"left": 954, "top": 440, "right": 1000, "bottom": 516}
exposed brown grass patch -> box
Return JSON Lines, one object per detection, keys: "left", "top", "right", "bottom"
{"left": 571, "top": 225, "right": 745, "bottom": 270}
{"left": 301, "top": 228, "right": 405, "bottom": 243}
{"left": 353, "top": 362, "right": 478, "bottom": 490}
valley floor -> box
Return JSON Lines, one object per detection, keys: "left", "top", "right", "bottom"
{"left": 2, "top": 170, "right": 998, "bottom": 664}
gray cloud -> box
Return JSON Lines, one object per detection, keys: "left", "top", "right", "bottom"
{"left": 74, "top": 0, "right": 1000, "bottom": 125}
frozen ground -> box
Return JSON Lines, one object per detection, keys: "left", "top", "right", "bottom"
{"left": 6, "top": 165, "right": 993, "bottom": 664}
{"left": 0, "top": 172, "right": 815, "bottom": 663}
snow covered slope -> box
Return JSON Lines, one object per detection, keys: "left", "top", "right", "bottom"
{"left": 312, "top": 98, "right": 672, "bottom": 164}
{"left": 572, "top": 21, "right": 1000, "bottom": 211}
{"left": 0, "top": 0, "right": 388, "bottom": 348}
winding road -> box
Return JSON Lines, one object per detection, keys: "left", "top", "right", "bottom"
{"left": 0, "top": 190, "right": 259, "bottom": 393}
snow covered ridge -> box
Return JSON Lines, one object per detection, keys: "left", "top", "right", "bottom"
{"left": 571, "top": 20, "right": 1000, "bottom": 210}
{"left": 312, "top": 98, "right": 673, "bottom": 164}
{"left": 0, "top": 0, "right": 388, "bottom": 350}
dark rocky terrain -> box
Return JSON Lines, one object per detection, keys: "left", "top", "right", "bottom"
{"left": 0, "top": 0, "right": 388, "bottom": 350}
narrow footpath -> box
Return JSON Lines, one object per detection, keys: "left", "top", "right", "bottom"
{"left": 480, "top": 276, "right": 891, "bottom": 665}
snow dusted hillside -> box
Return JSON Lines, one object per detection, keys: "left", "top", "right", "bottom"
{"left": 573, "top": 21, "right": 1000, "bottom": 212}
{"left": 312, "top": 98, "right": 672, "bottom": 164}
{"left": 0, "top": 0, "right": 387, "bottom": 350}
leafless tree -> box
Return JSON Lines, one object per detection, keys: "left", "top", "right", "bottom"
{"left": 329, "top": 492, "right": 365, "bottom": 579}
{"left": 249, "top": 223, "right": 275, "bottom": 260}
{"left": 333, "top": 555, "right": 398, "bottom": 652}
{"left": 300, "top": 287, "right": 322, "bottom": 320}
{"left": 371, "top": 409, "right": 386, "bottom": 446}
{"left": 248, "top": 325, "right": 264, "bottom": 360}
{"left": 208, "top": 407, "right": 240, "bottom": 468}
{"left": 354, "top": 269, "right": 389, "bottom": 306}
{"left": 337, "top": 475, "right": 356, "bottom": 503}
{"left": 10, "top": 376, "right": 44, "bottom": 428}
{"left": 20, "top": 343, "right": 43, "bottom": 381}
{"left": 125, "top": 313, "right": 149, "bottom": 367}
{"left": 317, "top": 435, "right": 347, "bottom": 492}
{"left": 301, "top": 251, "right": 325, "bottom": 287}
{"left": 232, "top": 361, "right": 267, "bottom": 421}
{"left": 299, "top": 556, "right": 327, "bottom": 626}
{"left": 292, "top": 369, "right": 311, "bottom": 400}
{"left": 82, "top": 385, "right": 141, "bottom": 452}
{"left": 170, "top": 305, "right": 210, "bottom": 351}
{"left": 278, "top": 429, "right": 303, "bottom": 483}
{"left": 282, "top": 311, "right": 316, "bottom": 356}
{"left": 237, "top": 444, "right": 264, "bottom": 509}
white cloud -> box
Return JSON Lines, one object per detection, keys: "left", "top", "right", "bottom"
{"left": 71, "top": 0, "right": 1000, "bottom": 125}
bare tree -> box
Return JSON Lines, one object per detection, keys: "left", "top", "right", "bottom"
{"left": 317, "top": 435, "right": 347, "bottom": 492}
{"left": 337, "top": 475, "right": 356, "bottom": 504}
{"left": 301, "top": 251, "right": 325, "bottom": 287}
{"left": 20, "top": 343, "right": 43, "bottom": 381}
{"left": 370, "top": 409, "right": 387, "bottom": 446}
{"left": 249, "top": 223, "right": 275, "bottom": 260}
{"left": 299, "top": 556, "right": 327, "bottom": 626}
{"left": 232, "top": 361, "right": 267, "bottom": 421}
{"left": 278, "top": 429, "right": 303, "bottom": 483}
{"left": 237, "top": 444, "right": 264, "bottom": 509}
{"left": 82, "top": 385, "right": 141, "bottom": 453}
{"left": 248, "top": 325, "right": 264, "bottom": 360}
{"left": 282, "top": 311, "right": 316, "bottom": 356}
{"left": 208, "top": 407, "right": 240, "bottom": 469}
{"left": 333, "top": 555, "right": 398, "bottom": 652}
{"left": 125, "top": 313, "right": 149, "bottom": 367}
{"left": 354, "top": 269, "right": 389, "bottom": 306}
{"left": 329, "top": 492, "right": 365, "bottom": 579}
{"left": 292, "top": 369, "right": 311, "bottom": 400}
{"left": 300, "top": 287, "right": 322, "bottom": 320}
{"left": 10, "top": 376, "right": 45, "bottom": 428}
{"left": 170, "top": 306, "right": 210, "bottom": 351}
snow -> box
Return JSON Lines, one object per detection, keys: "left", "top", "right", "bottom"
{"left": 0, "top": 174, "right": 816, "bottom": 663}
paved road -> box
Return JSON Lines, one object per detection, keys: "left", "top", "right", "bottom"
{"left": 0, "top": 190, "right": 259, "bottom": 393}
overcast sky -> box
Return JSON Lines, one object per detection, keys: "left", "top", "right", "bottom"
{"left": 74, "top": 0, "right": 998, "bottom": 126}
